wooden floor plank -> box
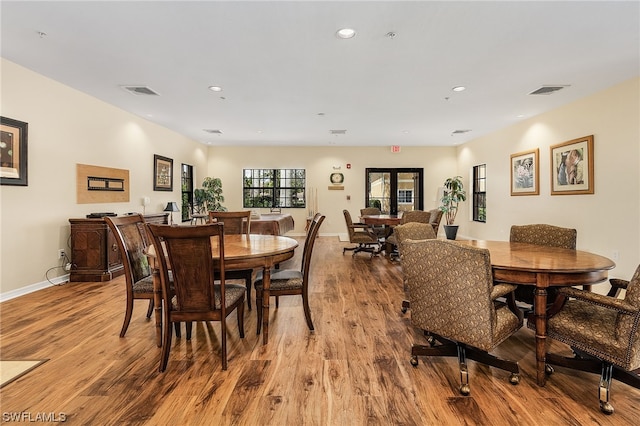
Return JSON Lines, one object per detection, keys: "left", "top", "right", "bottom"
{"left": 0, "top": 236, "right": 638, "bottom": 425}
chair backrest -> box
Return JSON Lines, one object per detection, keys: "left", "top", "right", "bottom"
{"left": 360, "top": 207, "right": 381, "bottom": 216}
{"left": 402, "top": 239, "right": 499, "bottom": 351}
{"left": 393, "top": 222, "right": 436, "bottom": 257}
{"left": 301, "top": 213, "right": 325, "bottom": 282}
{"left": 343, "top": 210, "right": 357, "bottom": 240}
{"left": 510, "top": 224, "right": 576, "bottom": 249}
{"left": 427, "top": 208, "right": 444, "bottom": 233}
{"left": 208, "top": 210, "right": 251, "bottom": 235}
{"left": 400, "top": 210, "right": 431, "bottom": 224}
{"left": 147, "top": 223, "right": 227, "bottom": 317}
{"left": 105, "top": 214, "right": 151, "bottom": 285}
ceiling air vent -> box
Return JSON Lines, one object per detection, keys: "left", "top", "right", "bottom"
{"left": 329, "top": 129, "right": 347, "bottom": 135}
{"left": 203, "top": 129, "right": 223, "bottom": 134}
{"left": 528, "top": 85, "right": 570, "bottom": 95}
{"left": 121, "top": 85, "right": 160, "bottom": 96}
{"left": 451, "top": 129, "right": 471, "bottom": 135}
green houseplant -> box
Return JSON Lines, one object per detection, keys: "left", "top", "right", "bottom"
{"left": 194, "top": 177, "right": 227, "bottom": 213}
{"left": 439, "top": 176, "right": 466, "bottom": 239}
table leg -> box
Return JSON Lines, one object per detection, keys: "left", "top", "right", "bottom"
{"left": 261, "top": 266, "right": 271, "bottom": 345}
{"left": 533, "top": 273, "right": 550, "bottom": 386}
{"left": 152, "top": 268, "right": 163, "bottom": 347}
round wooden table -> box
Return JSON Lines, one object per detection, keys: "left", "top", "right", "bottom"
{"left": 458, "top": 240, "right": 615, "bottom": 386}
{"left": 147, "top": 233, "right": 299, "bottom": 346}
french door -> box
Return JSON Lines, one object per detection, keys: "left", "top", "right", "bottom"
{"left": 365, "top": 168, "right": 424, "bottom": 215}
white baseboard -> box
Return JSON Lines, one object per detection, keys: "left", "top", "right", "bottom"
{"left": 0, "top": 274, "right": 69, "bottom": 303}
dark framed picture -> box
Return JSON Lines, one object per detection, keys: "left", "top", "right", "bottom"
{"left": 510, "top": 148, "right": 539, "bottom": 196}
{"left": 1, "top": 116, "right": 28, "bottom": 186}
{"left": 550, "top": 135, "right": 594, "bottom": 195}
{"left": 153, "top": 154, "right": 173, "bottom": 191}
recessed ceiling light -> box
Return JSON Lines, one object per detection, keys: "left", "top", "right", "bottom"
{"left": 208, "top": 86, "right": 222, "bottom": 92}
{"left": 336, "top": 28, "right": 356, "bottom": 39}
{"left": 452, "top": 86, "right": 466, "bottom": 92}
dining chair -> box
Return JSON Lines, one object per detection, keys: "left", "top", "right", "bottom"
{"left": 403, "top": 239, "right": 522, "bottom": 395}
{"left": 342, "top": 210, "right": 380, "bottom": 257}
{"left": 208, "top": 210, "right": 255, "bottom": 309}
{"left": 385, "top": 210, "right": 432, "bottom": 259}
{"left": 360, "top": 207, "right": 386, "bottom": 239}
{"left": 393, "top": 222, "right": 437, "bottom": 314}
{"left": 254, "top": 213, "right": 325, "bottom": 334}
{"left": 146, "top": 223, "right": 245, "bottom": 371}
{"left": 528, "top": 264, "right": 640, "bottom": 414}
{"left": 106, "top": 214, "right": 181, "bottom": 338}
{"left": 509, "top": 224, "right": 577, "bottom": 308}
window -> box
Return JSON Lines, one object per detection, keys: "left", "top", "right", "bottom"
{"left": 472, "top": 164, "right": 486, "bottom": 222}
{"left": 398, "top": 189, "right": 413, "bottom": 204}
{"left": 243, "top": 169, "right": 306, "bottom": 209}
{"left": 181, "top": 164, "right": 194, "bottom": 222}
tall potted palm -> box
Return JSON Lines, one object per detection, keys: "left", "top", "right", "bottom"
{"left": 194, "top": 177, "right": 227, "bottom": 213}
{"left": 439, "top": 176, "right": 466, "bottom": 240}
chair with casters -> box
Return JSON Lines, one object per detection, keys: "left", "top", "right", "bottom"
{"left": 360, "top": 207, "right": 387, "bottom": 240}
{"left": 105, "top": 214, "right": 181, "bottom": 339}
{"left": 527, "top": 265, "right": 640, "bottom": 415}
{"left": 386, "top": 209, "right": 432, "bottom": 259}
{"left": 509, "top": 224, "right": 577, "bottom": 309}
{"left": 403, "top": 239, "right": 522, "bottom": 395}
{"left": 254, "top": 213, "right": 325, "bottom": 334}
{"left": 342, "top": 210, "right": 381, "bottom": 257}
{"left": 147, "top": 223, "right": 245, "bottom": 372}
{"left": 392, "top": 222, "right": 437, "bottom": 314}
{"left": 208, "top": 210, "right": 255, "bottom": 309}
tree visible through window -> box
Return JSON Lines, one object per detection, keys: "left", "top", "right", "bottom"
{"left": 243, "top": 169, "right": 306, "bottom": 208}
{"left": 472, "top": 164, "right": 486, "bottom": 222}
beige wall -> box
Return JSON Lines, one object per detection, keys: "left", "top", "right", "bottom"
{"left": 207, "top": 146, "right": 456, "bottom": 237}
{"left": 456, "top": 77, "right": 640, "bottom": 280}
{"left": 1, "top": 58, "right": 638, "bottom": 298}
{"left": 0, "top": 59, "right": 208, "bottom": 297}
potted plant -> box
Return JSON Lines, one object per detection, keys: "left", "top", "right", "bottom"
{"left": 439, "top": 176, "right": 466, "bottom": 240}
{"left": 194, "top": 177, "right": 227, "bottom": 213}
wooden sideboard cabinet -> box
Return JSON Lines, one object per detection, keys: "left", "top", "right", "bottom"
{"left": 69, "top": 213, "right": 168, "bottom": 282}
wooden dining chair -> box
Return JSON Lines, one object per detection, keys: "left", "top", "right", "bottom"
{"left": 106, "top": 214, "right": 181, "bottom": 338}
{"left": 146, "top": 223, "right": 245, "bottom": 371}
{"left": 254, "top": 213, "right": 325, "bottom": 334}
{"left": 209, "top": 210, "right": 255, "bottom": 309}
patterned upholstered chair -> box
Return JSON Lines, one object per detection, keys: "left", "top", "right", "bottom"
{"left": 342, "top": 210, "right": 381, "bottom": 257}
{"left": 393, "top": 222, "right": 437, "bottom": 314}
{"left": 509, "top": 224, "right": 577, "bottom": 307}
{"left": 403, "top": 239, "right": 522, "bottom": 395}
{"left": 385, "top": 210, "right": 432, "bottom": 259}
{"left": 528, "top": 265, "right": 640, "bottom": 414}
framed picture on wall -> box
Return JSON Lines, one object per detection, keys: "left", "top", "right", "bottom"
{"left": 510, "top": 148, "right": 539, "bottom": 196}
{"left": 0, "top": 116, "right": 28, "bottom": 186}
{"left": 550, "top": 135, "right": 594, "bottom": 195}
{"left": 153, "top": 154, "right": 173, "bottom": 191}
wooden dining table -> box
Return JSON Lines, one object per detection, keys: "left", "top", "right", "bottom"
{"left": 146, "top": 233, "right": 299, "bottom": 346}
{"left": 457, "top": 240, "right": 615, "bottom": 386}
{"left": 360, "top": 214, "right": 402, "bottom": 227}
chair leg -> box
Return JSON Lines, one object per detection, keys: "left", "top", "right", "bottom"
{"left": 256, "top": 290, "right": 263, "bottom": 335}
{"left": 119, "top": 296, "right": 134, "bottom": 337}
{"left": 275, "top": 296, "right": 279, "bottom": 308}
{"left": 457, "top": 345, "right": 470, "bottom": 395}
{"left": 302, "top": 291, "right": 314, "bottom": 331}
{"left": 146, "top": 299, "right": 154, "bottom": 318}
{"left": 174, "top": 322, "right": 182, "bottom": 338}
{"left": 237, "top": 301, "right": 245, "bottom": 338}
{"left": 159, "top": 320, "right": 173, "bottom": 372}
{"left": 185, "top": 322, "right": 192, "bottom": 340}
{"left": 221, "top": 314, "right": 228, "bottom": 371}
{"left": 244, "top": 270, "right": 253, "bottom": 311}
{"left": 599, "top": 363, "right": 614, "bottom": 414}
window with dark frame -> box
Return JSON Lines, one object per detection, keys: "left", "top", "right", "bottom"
{"left": 243, "top": 169, "right": 306, "bottom": 209}
{"left": 181, "top": 163, "right": 194, "bottom": 222}
{"left": 398, "top": 189, "right": 413, "bottom": 204}
{"left": 472, "top": 164, "right": 486, "bottom": 222}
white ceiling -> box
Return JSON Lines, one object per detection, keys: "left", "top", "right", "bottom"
{"left": 1, "top": 1, "right": 639, "bottom": 147}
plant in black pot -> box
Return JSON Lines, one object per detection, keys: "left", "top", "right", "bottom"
{"left": 439, "top": 176, "right": 466, "bottom": 240}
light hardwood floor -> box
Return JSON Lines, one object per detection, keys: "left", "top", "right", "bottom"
{"left": 1, "top": 236, "right": 638, "bottom": 425}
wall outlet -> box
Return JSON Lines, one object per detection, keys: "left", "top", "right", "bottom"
{"left": 58, "top": 249, "right": 65, "bottom": 259}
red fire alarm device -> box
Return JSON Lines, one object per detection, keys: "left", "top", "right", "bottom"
{"left": 391, "top": 145, "right": 401, "bottom": 153}
{"left": 346, "top": 163, "right": 351, "bottom": 169}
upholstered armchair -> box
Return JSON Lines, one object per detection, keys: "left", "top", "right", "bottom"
{"left": 403, "top": 239, "right": 522, "bottom": 395}
{"left": 360, "top": 207, "right": 386, "bottom": 239}
{"left": 343, "top": 210, "right": 381, "bottom": 257}
{"left": 386, "top": 209, "right": 434, "bottom": 259}
{"left": 509, "top": 224, "right": 577, "bottom": 308}
{"left": 528, "top": 265, "right": 640, "bottom": 414}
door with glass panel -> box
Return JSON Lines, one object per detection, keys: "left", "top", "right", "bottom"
{"left": 365, "top": 168, "right": 423, "bottom": 215}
